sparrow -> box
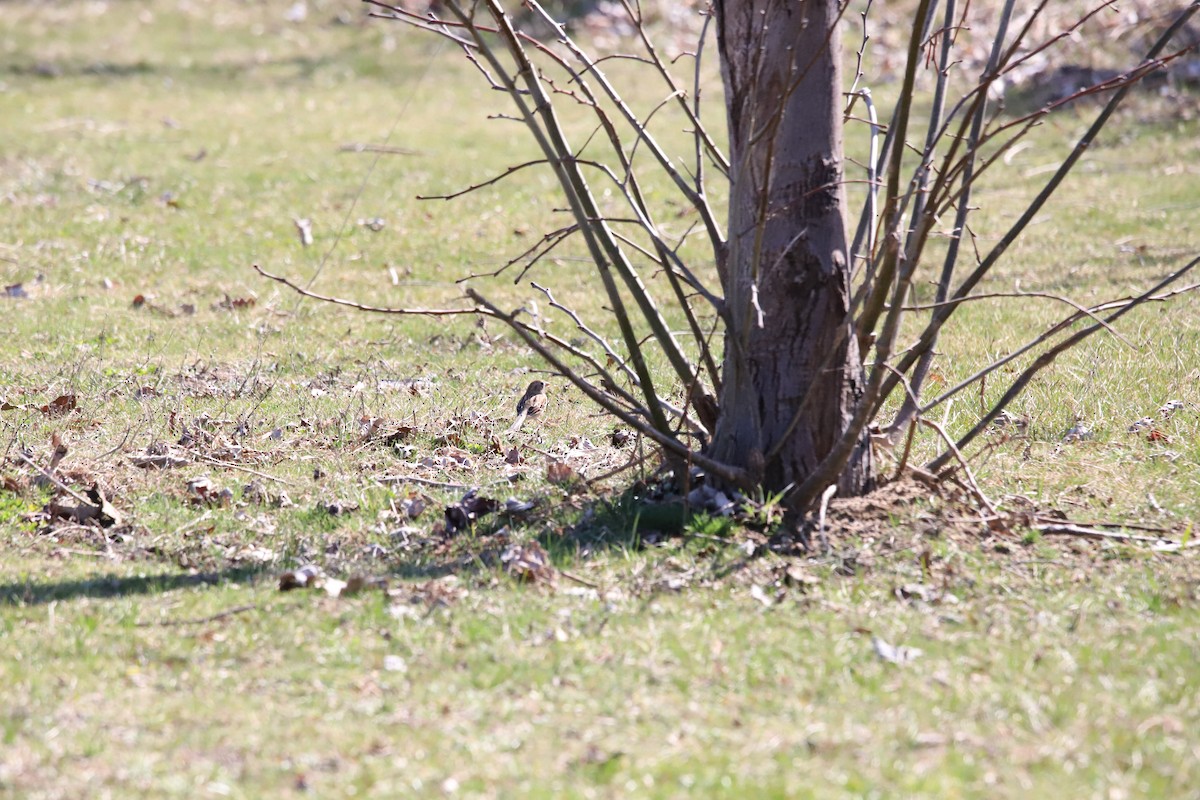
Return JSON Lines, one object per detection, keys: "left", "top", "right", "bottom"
{"left": 506, "top": 380, "right": 548, "bottom": 434}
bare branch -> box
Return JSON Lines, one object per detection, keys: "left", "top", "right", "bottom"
{"left": 255, "top": 264, "right": 478, "bottom": 317}
{"left": 466, "top": 287, "right": 751, "bottom": 488}
{"left": 926, "top": 254, "right": 1200, "bottom": 471}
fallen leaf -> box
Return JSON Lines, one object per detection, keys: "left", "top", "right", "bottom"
{"left": 1061, "top": 422, "right": 1092, "bottom": 443}
{"left": 44, "top": 482, "right": 122, "bottom": 528}
{"left": 783, "top": 565, "right": 820, "bottom": 589}
{"left": 323, "top": 499, "right": 360, "bottom": 516}
{"left": 212, "top": 294, "right": 257, "bottom": 311}
{"left": 294, "top": 217, "right": 314, "bottom": 246}
{"left": 188, "top": 477, "right": 233, "bottom": 506}
{"left": 749, "top": 584, "right": 775, "bottom": 607}
{"left": 321, "top": 577, "right": 348, "bottom": 598}
{"left": 39, "top": 394, "right": 77, "bottom": 417}
{"left": 546, "top": 460, "right": 577, "bottom": 485}
{"left": 399, "top": 496, "right": 425, "bottom": 519}
{"left": 503, "top": 497, "right": 536, "bottom": 516}
{"left": 872, "top": 635, "right": 922, "bottom": 665}
{"left": 895, "top": 583, "right": 940, "bottom": 603}
{"left": 501, "top": 540, "right": 554, "bottom": 584}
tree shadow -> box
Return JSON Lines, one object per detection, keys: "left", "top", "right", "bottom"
{"left": 0, "top": 54, "right": 337, "bottom": 84}
{"left": 376, "top": 486, "right": 703, "bottom": 582}
{"left": 0, "top": 565, "right": 264, "bottom": 608}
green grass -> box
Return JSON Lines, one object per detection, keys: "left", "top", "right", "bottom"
{"left": 2, "top": 1, "right": 1200, "bottom": 797}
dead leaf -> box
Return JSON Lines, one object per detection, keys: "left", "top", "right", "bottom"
{"left": 872, "top": 635, "right": 922, "bottom": 665}
{"left": 503, "top": 497, "right": 536, "bottom": 516}
{"left": 212, "top": 294, "right": 257, "bottom": 311}
{"left": 131, "top": 442, "right": 191, "bottom": 469}
{"left": 399, "top": 496, "right": 425, "bottom": 519}
{"left": 783, "top": 565, "right": 820, "bottom": 589}
{"left": 501, "top": 541, "right": 554, "bottom": 584}
{"left": 39, "top": 394, "right": 77, "bottom": 417}
{"left": 317, "top": 577, "right": 347, "bottom": 597}
{"left": 546, "top": 460, "right": 577, "bottom": 485}
{"left": 323, "top": 499, "right": 360, "bottom": 516}
{"left": 895, "top": 583, "right": 940, "bottom": 603}
{"left": 294, "top": 217, "right": 314, "bottom": 247}
{"left": 188, "top": 477, "right": 233, "bottom": 507}
{"left": 44, "top": 482, "right": 122, "bottom": 528}
{"left": 344, "top": 575, "right": 388, "bottom": 595}
{"left": 749, "top": 584, "right": 775, "bottom": 607}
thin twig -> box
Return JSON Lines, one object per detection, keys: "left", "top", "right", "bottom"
{"left": 256, "top": 264, "right": 475, "bottom": 315}
{"left": 194, "top": 456, "right": 296, "bottom": 487}
{"left": 585, "top": 449, "right": 655, "bottom": 487}
{"left": 558, "top": 569, "right": 600, "bottom": 590}
{"left": 16, "top": 452, "right": 93, "bottom": 507}
{"left": 372, "top": 474, "right": 507, "bottom": 490}
{"left": 816, "top": 484, "right": 838, "bottom": 553}
{"left": 338, "top": 142, "right": 418, "bottom": 156}
{"left": 927, "top": 255, "right": 1200, "bottom": 471}
{"left": 918, "top": 280, "right": 1200, "bottom": 417}
{"left": 1032, "top": 524, "right": 1177, "bottom": 545}
{"left": 919, "top": 418, "right": 997, "bottom": 516}
{"left": 136, "top": 603, "right": 259, "bottom": 627}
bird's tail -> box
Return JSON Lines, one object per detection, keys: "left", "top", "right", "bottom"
{"left": 504, "top": 410, "right": 529, "bottom": 436}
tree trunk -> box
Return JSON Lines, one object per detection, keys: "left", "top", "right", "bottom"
{"left": 710, "top": 0, "right": 873, "bottom": 502}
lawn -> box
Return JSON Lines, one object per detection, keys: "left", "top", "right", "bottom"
{"left": 2, "top": 1, "right": 1199, "bottom": 797}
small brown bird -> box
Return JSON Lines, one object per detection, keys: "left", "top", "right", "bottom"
{"left": 507, "top": 380, "right": 548, "bottom": 433}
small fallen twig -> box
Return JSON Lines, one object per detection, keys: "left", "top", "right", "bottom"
{"left": 16, "top": 451, "right": 91, "bottom": 507}
{"left": 584, "top": 449, "right": 654, "bottom": 487}
{"left": 1032, "top": 521, "right": 1193, "bottom": 547}
{"left": 372, "top": 474, "right": 508, "bottom": 490}
{"left": 559, "top": 569, "right": 600, "bottom": 590}
{"left": 920, "top": 417, "right": 997, "bottom": 516}
{"left": 193, "top": 455, "right": 296, "bottom": 486}
{"left": 17, "top": 451, "right": 123, "bottom": 527}
{"left": 136, "top": 603, "right": 259, "bottom": 627}
{"left": 338, "top": 142, "right": 418, "bottom": 156}
{"left": 816, "top": 484, "right": 837, "bottom": 552}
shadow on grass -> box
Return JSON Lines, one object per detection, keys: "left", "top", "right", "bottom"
{"left": 383, "top": 486, "right": 755, "bottom": 582}
{"left": 0, "top": 54, "right": 338, "bottom": 84}
{"left": 0, "top": 566, "right": 264, "bottom": 608}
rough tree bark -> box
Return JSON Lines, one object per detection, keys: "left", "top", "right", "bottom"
{"left": 710, "top": 0, "right": 874, "bottom": 498}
